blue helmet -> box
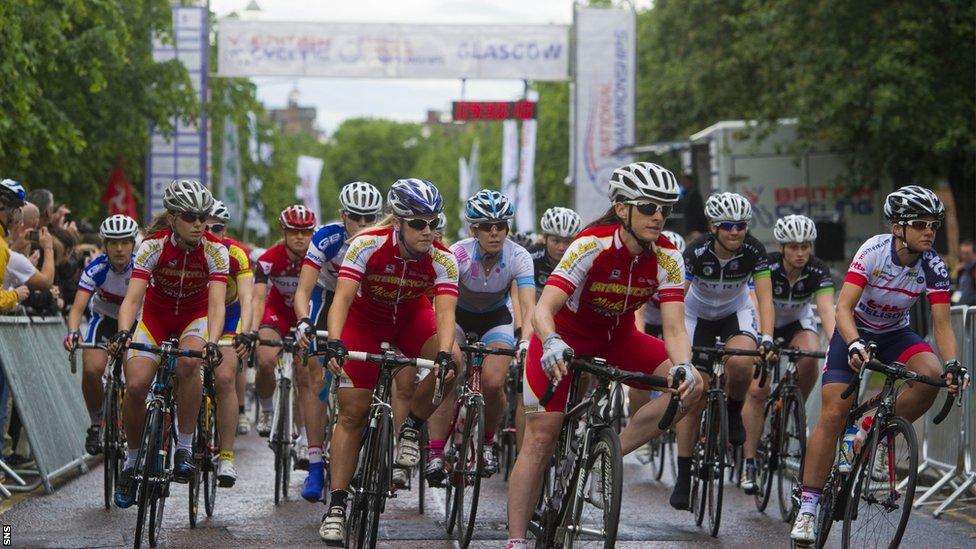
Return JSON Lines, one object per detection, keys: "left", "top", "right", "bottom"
{"left": 464, "top": 190, "right": 515, "bottom": 224}
{"left": 387, "top": 178, "right": 443, "bottom": 217}
{"left": 0, "top": 179, "right": 27, "bottom": 208}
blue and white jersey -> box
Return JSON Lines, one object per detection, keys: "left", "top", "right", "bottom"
{"left": 77, "top": 254, "right": 134, "bottom": 318}
{"left": 303, "top": 223, "right": 347, "bottom": 292}
{"left": 451, "top": 238, "right": 534, "bottom": 313}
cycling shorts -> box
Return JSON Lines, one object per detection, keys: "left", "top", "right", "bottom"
{"left": 687, "top": 308, "right": 759, "bottom": 370}
{"left": 455, "top": 306, "right": 515, "bottom": 348}
{"left": 822, "top": 326, "right": 933, "bottom": 385}
{"left": 644, "top": 323, "right": 663, "bottom": 339}
{"left": 309, "top": 286, "right": 335, "bottom": 330}
{"left": 130, "top": 304, "right": 208, "bottom": 362}
{"left": 338, "top": 304, "right": 437, "bottom": 390}
{"left": 221, "top": 301, "right": 242, "bottom": 341}
{"left": 260, "top": 300, "right": 297, "bottom": 338}
{"left": 773, "top": 316, "right": 818, "bottom": 346}
{"left": 84, "top": 312, "right": 118, "bottom": 345}
{"left": 523, "top": 327, "right": 670, "bottom": 413}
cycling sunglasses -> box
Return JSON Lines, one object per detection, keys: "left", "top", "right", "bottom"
{"left": 345, "top": 212, "right": 377, "bottom": 223}
{"left": 404, "top": 217, "right": 442, "bottom": 231}
{"left": 716, "top": 221, "right": 748, "bottom": 232}
{"left": 901, "top": 219, "right": 941, "bottom": 231}
{"left": 206, "top": 223, "right": 225, "bottom": 233}
{"left": 178, "top": 212, "right": 208, "bottom": 224}
{"left": 476, "top": 221, "right": 509, "bottom": 233}
{"left": 626, "top": 201, "right": 672, "bottom": 218}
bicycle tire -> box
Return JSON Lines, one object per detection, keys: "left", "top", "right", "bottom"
{"left": 148, "top": 410, "right": 172, "bottom": 547}
{"left": 532, "top": 457, "right": 559, "bottom": 549}
{"left": 812, "top": 470, "right": 841, "bottom": 549}
{"left": 777, "top": 389, "right": 806, "bottom": 523}
{"left": 691, "top": 406, "right": 707, "bottom": 526}
{"left": 444, "top": 403, "right": 463, "bottom": 534}
{"left": 652, "top": 433, "right": 666, "bottom": 481}
{"left": 354, "top": 409, "right": 392, "bottom": 549}
{"left": 702, "top": 393, "right": 727, "bottom": 538}
{"left": 563, "top": 426, "right": 623, "bottom": 549}
{"left": 841, "top": 415, "right": 918, "bottom": 549}
{"left": 102, "top": 382, "right": 119, "bottom": 510}
{"left": 418, "top": 425, "right": 428, "bottom": 515}
{"left": 132, "top": 404, "right": 162, "bottom": 549}
{"left": 273, "top": 382, "right": 291, "bottom": 505}
{"left": 204, "top": 398, "right": 219, "bottom": 517}
{"left": 454, "top": 397, "right": 485, "bottom": 548}
{"left": 754, "top": 399, "right": 777, "bottom": 512}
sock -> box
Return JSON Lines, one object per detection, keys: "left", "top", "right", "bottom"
{"left": 260, "top": 397, "right": 273, "bottom": 412}
{"left": 329, "top": 489, "right": 349, "bottom": 509}
{"left": 238, "top": 405, "right": 245, "bottom": 414}
{"left": 677, "top": 456, "right": 692, "bottom": 479}
{"left": 308, "top": 445, "right": 323, "bottom": 464}
{"left": 745, "top": 458, "right": 756, "bottom": 468}
{"left": 403, "top": 412, "right": 424, "bottom": 431}
{"left": 428, "top": 439, "right": 446, "bottom": 459}
{"left": 177, "top": 432, "right": 193, "bottom": 452}
{"left": 125, "top": 449, "right": 138, "bottom": 469}
{"left": 506, "top": 539, "right": 528, "bottom": 549}
{"left": 799, "top": 486, "right": 822, "bottom": 516}
{"left": 218, "top": 450, "right": 234, "bottom": 462}
{"left": 484, "top": 430, "right": 495, "bottom": 446}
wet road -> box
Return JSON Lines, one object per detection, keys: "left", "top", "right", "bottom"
{"left": 2, "top": 430, "right": 974, "bottom": 548}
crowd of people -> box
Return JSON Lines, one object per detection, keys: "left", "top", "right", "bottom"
{"left": 0, "top": 169, "right": 971, "bottom": 546}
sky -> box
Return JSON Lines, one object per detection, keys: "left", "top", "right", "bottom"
{"left": 210, "top": 0, "right": 651, "bottom": 134}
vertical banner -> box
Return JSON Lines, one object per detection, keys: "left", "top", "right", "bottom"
{"left": 516, "top": 118, "right": 537, "bottom": 232}
{"left": 145, "top": 6, "right": 208, "bottom": 224}
{"left": 219, "top": 116, "right": 245, "bottom": 230}
{"left": 573, "top": 7, "right": 635, "bottom": 224}
{"left": 468, "top": 138, "right": 481, "bottom": 194}
{"left": 296, "top": 155, "right": 324, "bottom": 221}
{"left": 501, "top": 119, "right": 520, "bottom": 201}
{"left": 458, "top": 156, "right": 471, "bottom": 233}
{"left": 102, "top": 161, "right": 138, "bottom": 219}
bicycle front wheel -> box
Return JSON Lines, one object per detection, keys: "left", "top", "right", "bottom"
{"left": 777, "top": 388, "right": 806, "bottom": 523}
{"left": 148, "top": 412, "right": 172, "bottom": 547}
{"left": 102, "top": 382, "right": 121, "bottom": 510}
{"left": 356, "top": 410, "right": 392, "bottom": 549}
{"left": 701, "top": 394, "right": 727, "bottom": 537}
{"left": 453, "top": 397, "right": 485, "bottom": 548}
{"left": 203, "top": 397, "right": 219, "bottom": 517}
{"left": 754, "top": 399, "right": 777, "bottom": 512}
{"left": 841, "top": 416, "right": 918, "bottom": 549}
{"left": 563, "top": 426, "right": 622, "bottom": 549}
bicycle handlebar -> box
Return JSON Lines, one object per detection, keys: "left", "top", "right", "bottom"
{"left": 459, "top": 344, "right": 518, "bottom": 358}
{"left": 127, "top": 341, "right": 205, "bottom": 359}
{"left": 68, "top": 342, "right": 106, "bottom": 374}
{"left": 840, "top": 357, "right": 963, "bottom": 425}
{"left": 345, "top": 351, "right": 443, "bottom": 405}
{"left": 538, "top": 350, "right": 576, "bottom": 407}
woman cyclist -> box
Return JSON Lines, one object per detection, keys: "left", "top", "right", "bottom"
{"left": 318, "top": 178, "right": 462, "bottom": 543}
{"left": 109, "top": 179, "right": 229, "bottom": 508}
{"left": 790, "top": 186, "right": 969, "bottom": 544}
{"left": 425, "top": 190, "right": 536, "bottom": 485}
{"left": 506, "top": 162, "right": 701, "bottom": 549}
{"left": 64, "top": 214, "right": 139, "bottom": 456}
{"left": 530, "top": 206, "right": 582, "bottom": 297}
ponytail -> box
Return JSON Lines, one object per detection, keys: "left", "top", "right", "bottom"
{"left": 583, "top": 206, "right": 620, "bottom": 231}
{"left": 345, "top": 213, "right": 398, "bottom": 245}
{"left": 146, "top": 212, "right": 171, "bottom": 236}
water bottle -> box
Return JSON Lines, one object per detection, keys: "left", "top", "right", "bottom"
{"left": 838, "top": 425, "right": 858, "bottom": 473}
{"left": 853, "top": 416, "right": 873, "bottom": 454}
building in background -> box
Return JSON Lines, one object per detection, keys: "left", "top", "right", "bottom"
{"left": 270, "top": 89, "right": 320, "bottom": 138}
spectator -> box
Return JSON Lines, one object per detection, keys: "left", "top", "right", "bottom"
{"left": 677, "top": 174, "right": 708, "bottom": 235}
{"left": 956, "top": 239, "right": 976, "bottom": 305}
{"left": 27, "top": 189, "right": 54, "bottom": 227}
{"left": 1, "top": 180, "right": 30, "bottom": 312}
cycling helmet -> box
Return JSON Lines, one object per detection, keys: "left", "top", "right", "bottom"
{"left": 540, "top": 207, "right": 582, "bottom": 238}
{"left": 387, "top": 178, "right": 443, "bottom": 217}
{"left": 163, "top": 179, "right": 214, "bottom": 214}
{"left": 704, "top": 192, "right": 752, "bottom": 223}
{"left": 210, "top": 200, "right": 231, "bottom": 223}
{"left": 340, "top": 181, "right": 383, "bottom": 216}
{"left": 773, "top": 215, "right": 818, "bottom": 244}
{"left": 608, "top": 162, "right": 680, "bottom": 204}
{"left": 0, "top": 179, "right": 27, "bottom": 208}
{"left": 883, "top": 185, "right": 945, "bottom": 222}
{"left": 510, "top": 231, "right": 535, "bottom": 248}
{"left": 279, "top": 205, "right": 316, "bottom": 230}
{"left": 99, "top": 214, "right": 140, "bottom": 240}
{"left": 464, "top": 190, "right": 515, "bottom": 224}
{"left": 661, "top": 230, "right": 686, "bottom": 254}
{"left": 436, "top": 212, "right": 447, "bottom": 232}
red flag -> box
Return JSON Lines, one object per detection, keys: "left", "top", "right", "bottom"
{"left": 102, "top": 160, "right": 138, "bottom": 219}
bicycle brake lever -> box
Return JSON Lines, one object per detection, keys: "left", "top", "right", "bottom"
{"left": 69, "top": 350, "right": 77, "bottom": 374}
{"left": 758, "top": 359, "right": 769, "bottom": 388}
{"left": 432, "top": 361, "right": 446, "bottom": 406}
{"left": 657, "top": 368, "right": 685, "bottom": 431}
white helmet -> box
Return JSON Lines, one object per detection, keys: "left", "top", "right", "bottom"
{"left": 436, "top": 212, "right": 447, "bottom": 233}
{"left": 162, "top": 179, "right": 214, "bottom": 214}
{"left": 661, "top": 230, "right": 686, "bottom": 253}
{"left": 883, "top": 185, "right": 945, "bottom": 222}
{"left": 773, "top": 215, "right": 817, "bottom": 243}
{"left": 540, "top": 207, "right": 582, "bottom": 238}
{"left": 608, "top": 162, "right": 680, "bottom": 204}
{"left": 704, "top": 192, "right": 752, "bottom": 223}
{"left": 464, "top": 190, "right": 515, "bottom": 224}
{"left": 210, "top": 200, "right": 231, "bottom": 223}
{"left": 100, "top": 214, "right": 139, "bottom": 240}
{"left": 340, "top": 181, "right": 383, "bottom": 216}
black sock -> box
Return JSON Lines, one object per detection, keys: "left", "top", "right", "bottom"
{"left": 727, "top": 398, "right": 744, "bottom": 414}
{"left": 403, "top": 412, "right": 425, "bottom": 431}
{"left": 746, "top": 458, "right": 756, "bottom": 468}
{"left": 238, "top": 405, "right": 245, "bottom": 414}
{"left": 329, "top": 489, "right": 348, "bottom": 509}
{"left": 677, "top": 456, "right": 692, "bottom": 479}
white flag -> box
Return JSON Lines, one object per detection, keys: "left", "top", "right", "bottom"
{"left": 516, "top": 117, "right": 537, "bottom": 232}
{"left": 296, "top": 155, "right": 324, "bottom": 221}
{"left": 501, "top": 119, "right": 520, "bottom": 199}
{"left": 219, "top": 116, "right": 245, "bottom": 230}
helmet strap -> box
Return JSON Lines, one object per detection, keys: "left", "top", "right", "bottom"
{"left": 621, "top": 204, "right": 653, "bottom": 253}
{"left": 714, "top": 231, "right": 741, "bottom": 255}
{"left": 893, "top": 222, "right": 922, "bottom": 262}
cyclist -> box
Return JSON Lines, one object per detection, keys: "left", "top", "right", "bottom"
{"left": 671, "top": 191, "right": 775, "bottom": 510}
{"left": 251, "top": 205, "right": 316, "bottom": 467}
{"left": 109, "top": 179, "right": 228, "bottom": 508}
{"left": 531, "top": 206, "right": 582, "bottom": 297}
{"left": 424, "top": 190, "right": 536, "bottom": 485}
{"left": 507, "top": 162, "right": 701, "bottom": 549}
{"left": 205, "top": 200, "right": 254, "bottom": 487}
{"left": 63, "top": 214, "right": 138, "bottom": 455}
{"left": 790, "top": 186, "right": 968, "bottom": 544}
{"left": 294, "top": 181, "right": 384, "bottom": 502}
{"left": 0, "top": 179, "right": 29, "bottom": 313}
{"left": 318, "top": 178, "right": 461, "bottom": 543}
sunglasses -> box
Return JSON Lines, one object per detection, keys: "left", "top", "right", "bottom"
{"left": 476, "top": 221, "right": 509, "bottom": 233}
{"left": 901, "top": 219, "right": 941, "bottom": 231}
{"left": 178, "top": 212, "right": 208, "bottom": 224}
{"left": 206, "top": 223, "right": 226, "bottom": 233}
{"left": 346, "top": 212, "right": 377, "bottom": 223}
{"left": 627, "top": 201, "right": 673, "bottom": 218}
{"left": 404, "top": 217, "right": 442, "bottom": 231}
{"left": 285, "top": 228, "right": 314, "bottom": 236}
{"left": 716, "top": 221, "right": 748, "bottom": 232}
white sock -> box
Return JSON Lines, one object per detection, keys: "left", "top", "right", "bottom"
{"left": 260, "top": 398, "right": 274, "bottom": 412}
{"left": 125, "top": 449, "right": 138, "bottom": 469}
{"left": 298, "top": 427, "right": 308, "bottom": 446}
{"left": 308, "top": 446, "right": 323, "bottom": 464}
{"left": 177, "top": 432, "right": 193, "bottom": 451}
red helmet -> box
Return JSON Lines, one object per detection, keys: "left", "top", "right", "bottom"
{"left": 279, "top": 205, "right": 316, "bottom": 230}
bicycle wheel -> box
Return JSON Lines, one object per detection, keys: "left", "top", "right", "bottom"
{"left": 701, "top": 394, "right": 727, "bottom": 537}
{"left": 811, "top": 470, "right": 842, "bottom": 549}
{"left": 754, "top": 399, "right": 777, "bottom": 512}
{"left": 188, "top": 408, "right": 203, "bottom": 528}
{"left": 444, "top": 404, "right": 463, "bottom": 534}
{"left": 353, "top": 409, "right": 392, "bottom": 549}
{"left": 841, "top": 416, "right": 918, "bottom": 549}
{"left": 102, "top": 382, "right": 119, "bottom": 510}
{"left": 777, "top": 389, "right": 807, "bottom": 523}
{"left": 652, "top": 433, "right": 666, "bottom": 481}
{"left": 203, "top": 398, "right": 219, "bottom": 517}
{"left": 691, "top": 408, "right": 707, "bottom": 527}
{"left": 148, "top": 412, "right": 172, "bottom": 547}
{"left": 133, "top": 405, "right": 163, "bottom": 549}
{"left": 273, "top": 383, "right": 291, "bottom": 505}
{"left": 563, "top": 426, "right": 623, "bottom": 549}
{"left": 453, "top": 397, "right": 484, "bottom": 548}
{"left": 418, "top": 425, "right": 428, "bottom": 515}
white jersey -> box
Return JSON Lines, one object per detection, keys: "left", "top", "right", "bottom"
{"left": 78, "top": 254, "right": 134, "bottom": 318}
{"left": 451, "top": 238, "right": 535, "bottom": 313}
{"left": 303, "top": 222, "right": 348, "bottom": 292}
{"left": 844, "top": 234, "right": 951, "bottom": 333}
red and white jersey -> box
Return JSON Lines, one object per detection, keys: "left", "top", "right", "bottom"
{"left": 844, "top": 234, "right": 951, "bottom": 333}
{"left": 338, "top": 226, "right": 458, "bottom": 323}
{"left": 255, "top": 243, "right": 304, "bottom": 309}
{"left": 547, "top": 224, "right": 684, "bottom": 341}
{"left": 132, "top": 229, "right": 229, "bottom": 315}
